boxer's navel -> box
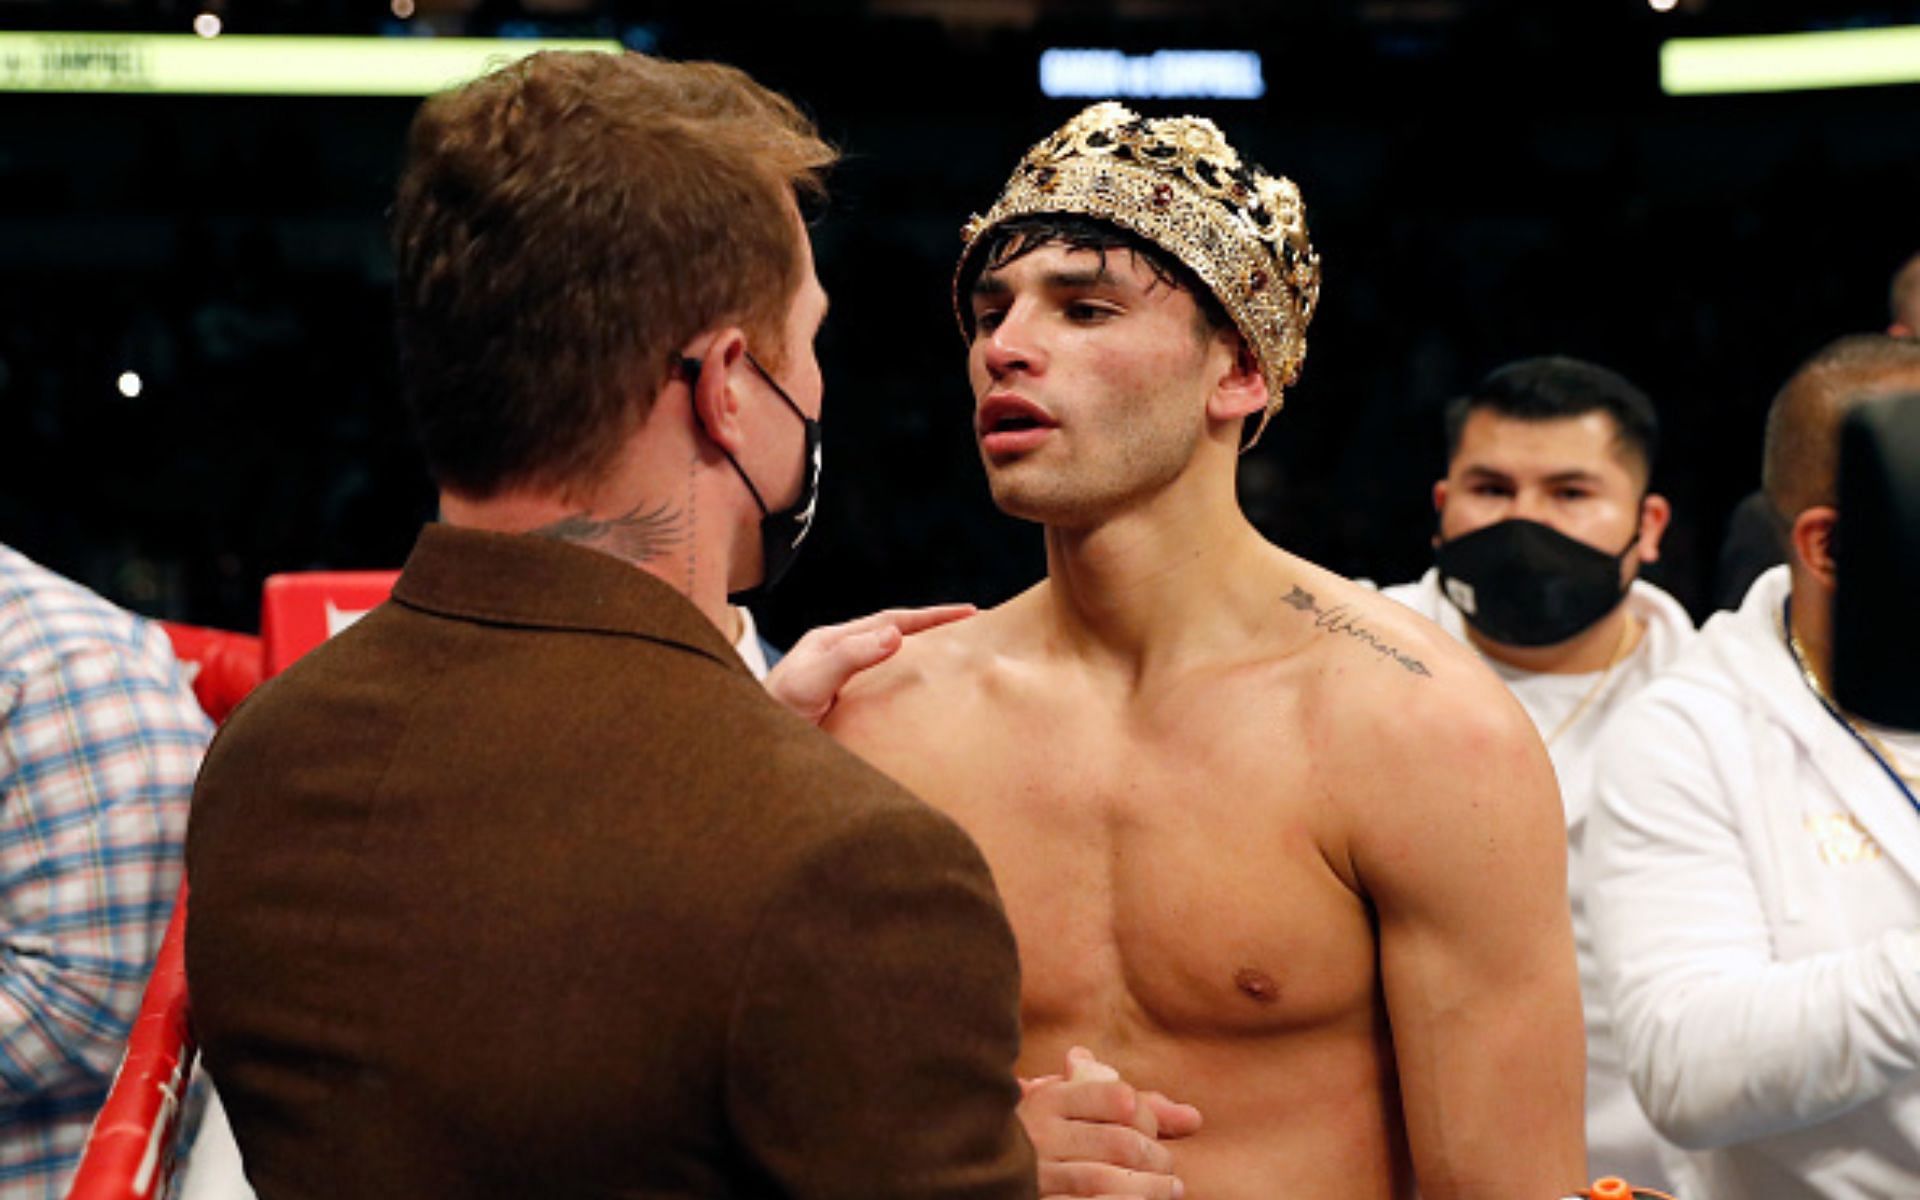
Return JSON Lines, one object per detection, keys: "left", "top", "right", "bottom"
{"left": 1234, "top": 967, "right": 1280, "bottom": 1004}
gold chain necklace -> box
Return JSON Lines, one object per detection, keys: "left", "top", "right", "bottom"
{"left": 1542, "top": 614, "right": 1639, "bottom": 748}
{"left": 1783, "top": 613, "right": 1920, "bottom": 786}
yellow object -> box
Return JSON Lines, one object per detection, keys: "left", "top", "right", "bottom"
{"left": 1662, "top": 26, "right": 1920, "bottom": 96}
{"left": 0, "top": 33, "right": 621, "bottom": 96}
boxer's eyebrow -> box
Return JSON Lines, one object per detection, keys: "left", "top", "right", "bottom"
{"left": 1042, "top": 267, "right": 1119, "bottom": 291}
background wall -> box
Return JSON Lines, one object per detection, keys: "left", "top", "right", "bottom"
{"left": 2, "top": 2, "right": 1915, "bottom": 644}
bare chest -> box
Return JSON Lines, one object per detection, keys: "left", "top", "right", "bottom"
{"left": 866, "top": 697, "right": 1378, "bottom": 1047}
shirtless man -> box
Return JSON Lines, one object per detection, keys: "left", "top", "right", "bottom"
{"left": 823, "top": 103, "right": 1587, "bottom": 1198}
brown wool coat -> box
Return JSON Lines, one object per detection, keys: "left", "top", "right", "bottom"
{"left": 186, "top": 524, "right": 1036, "bottom": 1199}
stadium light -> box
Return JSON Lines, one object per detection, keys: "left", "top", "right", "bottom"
{"left": 1040, "top": 49, "right": 1265, "bottom": 100}
{"left": 1662, "top": 25, "right": 1920, "bottom": 95}
{"left": 0, "top": 33, "right": 622, "bottom": 96}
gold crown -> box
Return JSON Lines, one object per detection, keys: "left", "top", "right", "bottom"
{"left": 955, "top": 101, "right": 1321, "bottom": 446}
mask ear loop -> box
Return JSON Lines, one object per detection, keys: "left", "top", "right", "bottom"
{"left": 743, "top": 351, "right": 809, "bottom": 423}
{"left": 677, "top": 354, "right": 773, "bottom": 518}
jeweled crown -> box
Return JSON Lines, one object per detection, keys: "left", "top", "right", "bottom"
{"left": 956, "top": 101, "right": 1321, "bottom": 445}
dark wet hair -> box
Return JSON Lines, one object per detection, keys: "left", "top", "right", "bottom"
{"left": 956, "top": 213, "right": 1232, "bottom": 343}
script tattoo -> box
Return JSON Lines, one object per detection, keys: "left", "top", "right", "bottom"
{"left": 534, "top": 499, "right": 688, "bottom": 566}
{"left": 1281, "top": 585, "right": 1432, "bottom": 677}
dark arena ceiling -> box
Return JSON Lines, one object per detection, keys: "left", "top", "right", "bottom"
{"left": 2, "top": 0, "right": 1917, "bottom": 635}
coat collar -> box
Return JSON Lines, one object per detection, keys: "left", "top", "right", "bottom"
{"left": 390, "top": 523, "right": 745, "bottom": 674}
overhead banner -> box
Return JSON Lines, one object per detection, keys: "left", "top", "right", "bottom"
{"left": 1662, "top": 25, "right": 1920, "bottom": 96}
{"left": 1039, "top": 49, "right": 1265, "bottom": 100}
{"left": 0, "top": 33, "right": 622, "bottom": 96}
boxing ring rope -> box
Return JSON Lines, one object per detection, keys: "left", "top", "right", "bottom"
{"left": 65, "top": 573, "right": 399, "bottom": 1200}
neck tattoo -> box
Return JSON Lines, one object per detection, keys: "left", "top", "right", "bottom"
{"left": 683, "top": 451, "right": 699, "bottom": 597}
{"left": 532, "top": 498, "right": 687, "bottom": 567}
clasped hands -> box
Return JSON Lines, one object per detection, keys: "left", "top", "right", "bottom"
{"left": 1021, "top": 1046, "right": 1202, "bottom": 1199}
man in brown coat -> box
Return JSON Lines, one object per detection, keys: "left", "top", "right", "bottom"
{"left": 186, "top": 51, "right": 1168, "bottom": 1199}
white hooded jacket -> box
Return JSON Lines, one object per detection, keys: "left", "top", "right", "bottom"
{"left": 1588, "top": 565, "right": 1920, "bottom": 1199}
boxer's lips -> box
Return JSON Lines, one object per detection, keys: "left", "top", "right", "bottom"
{"left": 977, "top": 393, "right": 1057, "bottom": 455}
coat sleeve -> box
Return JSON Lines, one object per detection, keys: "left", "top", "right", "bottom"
{"left": 724, "top": 799, "right": 1037, "bottom": 1200}
{"left": 1586, "top": 689, "right": 1920, "bottom": 1151}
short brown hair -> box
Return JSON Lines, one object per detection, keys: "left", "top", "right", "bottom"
{"left": 1762, "top": 333, "right": 1920, "bottom": 524}
{"left": 393, "top": 51, "right": 835, "bottom": 498}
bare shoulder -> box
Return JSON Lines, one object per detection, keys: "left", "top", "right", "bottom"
{"left": 1275, "top": 575, "right": 1586, "bottom": 1192}
{"left": 1274, "top": 560, "right": 1501, "bottom": 711}
{"left": 1274, "top": 561, "right": 1558, "bottom": 847}
{"left": 822, "top": 590, "right": 1036, "bottom": 751}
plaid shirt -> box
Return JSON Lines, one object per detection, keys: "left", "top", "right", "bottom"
{"left": 0, "top": 545, "right": 210, "bottom": 1198}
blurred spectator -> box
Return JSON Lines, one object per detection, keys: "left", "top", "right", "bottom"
{"left": 1589, "top": 335, "right": 1920, "bottom": 1199}
{"left": 1, "top": 543, "right": 210, "bottom": 1198}
{"left": 1713, "top": 490, "right": 1785, "bottom": 612}
{"left": 1382, "top": 355, "right": 1693, "bottom": 1191}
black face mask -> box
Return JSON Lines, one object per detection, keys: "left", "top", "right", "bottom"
{"left": 682, "top": 352, "right": 822, "bottom": 602}
{"left": 1433, "top": 517, "right": 1640, "bottom": 648}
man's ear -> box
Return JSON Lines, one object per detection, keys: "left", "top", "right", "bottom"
{"left": 1635, "top": 492, "right": 1673, "bottom": 563}
{"left": 1791, "top": 505, "right": 1839, "bottom": 587}
{"left": 1206, "top": 338, "right": 1268, "bottom": 424}
{"left": 689, "top": 327, "right": 750, "bottom": 453}
{"left": 1428, "top": 480, "right": 1451, "bottom": 550}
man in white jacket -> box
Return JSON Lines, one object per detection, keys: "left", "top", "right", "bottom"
{"left": 1588, "top": 333, "right": 1920, "bottom": 1199}
{"left": 1383, "top": 355, "right": 1694, "bottom": 1190}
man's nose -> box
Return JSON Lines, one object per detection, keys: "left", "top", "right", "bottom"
{"left": 981, "top": 307, "right": 1044, "bottom": 378}
{"left": 1509, "top": 489, "right": 1552, "bottom": 523}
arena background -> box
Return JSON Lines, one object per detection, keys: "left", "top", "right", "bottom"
{"left": 3, "top": 0, "right": 1916, "bottom": 647}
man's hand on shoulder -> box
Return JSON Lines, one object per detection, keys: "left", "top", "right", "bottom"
{"left": 1018, "top": 1047, "right": 1201, "bottom": 1199}
{"left": 764, "top": 603, "right": 975, "bottom": 724}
